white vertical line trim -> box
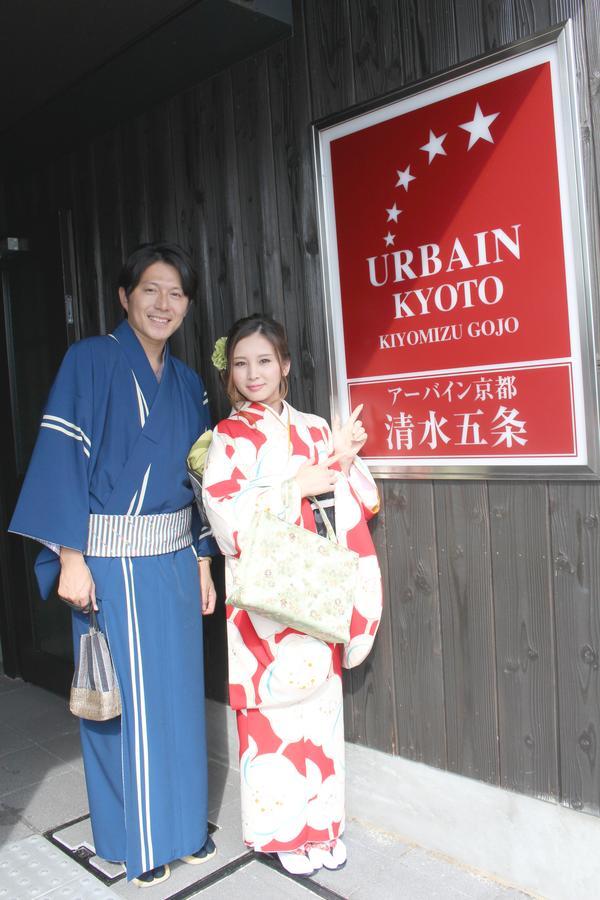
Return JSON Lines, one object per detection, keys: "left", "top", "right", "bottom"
{"left": 128, "top": 558, "right": 154, "bottom": 868}
{"left": 133, "top": 465, "right": 151, "bottom": 517}
{"left": 121, "top": 559, "right": 147, "bottom": 873}
{"left": 131, "top": 374, "right": 146, "bottom": 428}
{"left": 102, "top": 616, "right": 129, "bottom": 834}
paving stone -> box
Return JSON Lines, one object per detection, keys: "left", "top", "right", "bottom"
{"left": 0, "top": 747, "right": 74, "bottom": 797}
{"left": 37, "top": 734, "right": 84, "bottom": 773}
{"left": 52, "top": 819, "right": 95, "bottom": 855}
{"left": 0, "top": 725, "right": 35, "bottom": 761}
{"left": 0, "top": 809, "right": 37, "bottom": 848}
{"left": 2, "top": 770, "right": 89, "bottom": 834}
{"left": 0, "top": 682, "right": 538, "bottom": 900}
{"left": 39, "top": 877, "right": 120, "bottom": 899}
{"left": 87, "top": 856, "right": 126, "bottom": 881}
{"left": 209, "top": 797, "right": 245, "bottom": 832}
{"left": 207, "top": 758, "right": 239, "bottom": 812}
{"left": 307, "top": 818, "right": 406, "bottom": 895}
{"left": 197, "top": 859, "right": 314, "bottom": 899}
{"left": 348, "top": 847, "right": 532, "bottom": 900}
{"left": 51, "top": 811, "right": 248, "bottom": 899}
{"left": 0, "top": 677, "right": 25, "bottom": 696}
{"left": 0, "top": 689, "right": 78, "bottom": 744}
{"left": 0, "top": 835, "right": 93, "bottom": 899}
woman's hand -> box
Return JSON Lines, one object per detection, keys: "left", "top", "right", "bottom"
{"left": 332, "top": 404, "right": 367, "bottom": 474}
{"left": 295, "top": 455, "right": 341, "bottom": 498}
{"left": 198, "top": 558, "right": 217, "bottom": 615}
{"left": 58, "top": 547, "right": 97, "bottom": 611}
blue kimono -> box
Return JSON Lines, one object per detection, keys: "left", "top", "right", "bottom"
{"left": 10, "top": 319, "right": 217, "bottom": 879}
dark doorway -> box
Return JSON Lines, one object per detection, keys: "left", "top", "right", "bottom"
{"left": 0, "top": 214, "right": 77, "bottom": 695}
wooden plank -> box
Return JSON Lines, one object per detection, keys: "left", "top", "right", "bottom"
{"left": 181, "top": 71, "right": 249, "bottom": 421}
{"left": 230, "top": 54, "right": 284, "bottom": 323}
{"left": 168, "top": 90, "right": 202, "bottom": 373}
{"left": 435, "top": 482, "right": 499, "bottom": 783}
{"left": 117, "top": 115, "right": 152, "bottom": 253}
{"left": 550, "top": 482, "right": 600, "bottom": 814}
{"left": 69, "top": 147, "right": 103, "bottom": 338}
{"left": 266, "top": 0, "right": 330, "bottom": 418}
{"left": 135, "top": 100, "right": 186, "bottom": 357}
{"left": 488, "top": 482, "right": 558, "bottom": 800}
{"left": 547, "top": 1, "right": 600, "bottom": 349}
{"left": 585, "top": 0, "right": 600, "bottom": 195}
{"left": 348, "top": 0, "right": 405, "bottom": 102}
{"left": 91, "top": 132, "right": 124, "bottom": 336}
{"left": 385, "top": 481, "right": 446, "bottom": 767}
{"left": 397, "top": 0, "right": 458, "bottom": 82}
{"left": 453, "top": 0, "right": 486, "bottom": 60}
{"left": 512, "top": 0, "right": 551, "bottom": 37}
{"left": 345, "top": 482, "right": 398, "bottom": 754}
{"left": 142, "top": 101, "right": 179, "bottom": 245}
{"left": 303, "top": 0, "right": 355, "bottom": 119}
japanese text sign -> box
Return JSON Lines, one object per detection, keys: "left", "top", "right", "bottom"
{"left": 315, "top": 24, "right": 599, "bottom": 477}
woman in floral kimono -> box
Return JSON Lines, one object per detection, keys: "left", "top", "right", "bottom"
{"left": 202, "top": 314, "right": 382, "bottom": 876}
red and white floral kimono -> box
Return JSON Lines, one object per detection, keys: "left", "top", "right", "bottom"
{"left": 202, "top": 400, "right": 382, "bottom": 852}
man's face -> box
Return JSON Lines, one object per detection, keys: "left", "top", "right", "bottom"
{"left": 119, "top": 261, "right": 189, "bottom": 353}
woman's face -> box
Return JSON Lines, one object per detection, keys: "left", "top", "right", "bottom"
{"left": 231, "top": 332, "right": 290, "bottom": 409}
{"left": 119, "top": 261, "right": 189, "bottom": 355}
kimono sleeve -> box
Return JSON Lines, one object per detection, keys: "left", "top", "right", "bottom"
{"left": 202, "top": 423, "right": 301, "bottom": 558}
{"left": 320, "top": 419, "right": 380, "bottom": 520}
{"left": 9, "top": 341, "right": 93, "bottom": 557}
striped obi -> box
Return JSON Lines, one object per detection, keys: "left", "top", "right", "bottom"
{"left": 85, "top": 506, "right": 193, "bottom": 558}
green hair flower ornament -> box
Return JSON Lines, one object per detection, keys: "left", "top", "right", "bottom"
{"left": 211, "top": 336, "right": 228, "bottom": 371}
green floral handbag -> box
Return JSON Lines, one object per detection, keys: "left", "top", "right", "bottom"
{"left": 227, "top": 499, "right": 358, "bottom": 644}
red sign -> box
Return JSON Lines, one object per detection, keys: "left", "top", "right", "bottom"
{"left": 317, "top": 33, "right": 597, "bottom": 472}
{"left": 349, "top": 364, "right": 575, "bottom": 459}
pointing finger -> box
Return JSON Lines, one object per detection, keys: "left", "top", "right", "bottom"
{"left": 349, "top": 404, "right": 364, "bottom": 424}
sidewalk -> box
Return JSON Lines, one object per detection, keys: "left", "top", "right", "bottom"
{"left": 0, "top": 674, "right": 535, "bottom": 899}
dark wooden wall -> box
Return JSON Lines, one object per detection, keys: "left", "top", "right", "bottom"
{"left": 4, "top": 0, "right": 600, "bottom": 816}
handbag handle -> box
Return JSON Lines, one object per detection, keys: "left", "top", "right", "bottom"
{"left": 88, "top": 607, "right": 100, "bottom": 632}
{"left": 310, "top": 496, "right": 337, "bottom": 544}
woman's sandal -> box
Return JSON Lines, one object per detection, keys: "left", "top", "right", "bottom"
{"left": 275, "top": 850, "right": 315, "bottom": 876}
{"left": 308, "top": 838, "right": 347, "bottom": 871}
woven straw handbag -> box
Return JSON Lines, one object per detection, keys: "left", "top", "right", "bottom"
{"left": 227, "top": 499, "right": 358, "bottom": 644}
{"left": 70, "top": 609, "right": 122, "bottom": 721}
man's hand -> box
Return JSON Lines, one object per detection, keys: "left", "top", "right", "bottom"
{"left": 198, "top": 558, "right": 217, "bottom": 615}
{"left": 58, "top": 547, "right": 97, "bottom": 611}
{"left": 332, "top": 404, "right": 367, "bottom": 474}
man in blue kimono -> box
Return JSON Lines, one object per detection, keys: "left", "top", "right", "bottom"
{"left": 10, "top": 242, "right": 218, "bottom": 886}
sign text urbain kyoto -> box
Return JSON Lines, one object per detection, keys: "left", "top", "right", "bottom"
{"left": 317, "top": 33, "right": 596, "bottom": 474}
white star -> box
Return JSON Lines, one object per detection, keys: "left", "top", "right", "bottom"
{"left": 459, "top": 103, "right": 499, "bottom": 150}
{"left": 420, "top": 130, "right": 447, "bottom": 163}
{"left": 386, "top": 204, "right": 402, "bottom": 223}
{"left": 395, "top": 166, "right": 416, "bottom": 191}
{"left": 383, "top": 232, "right": 395, "bottom": 247}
